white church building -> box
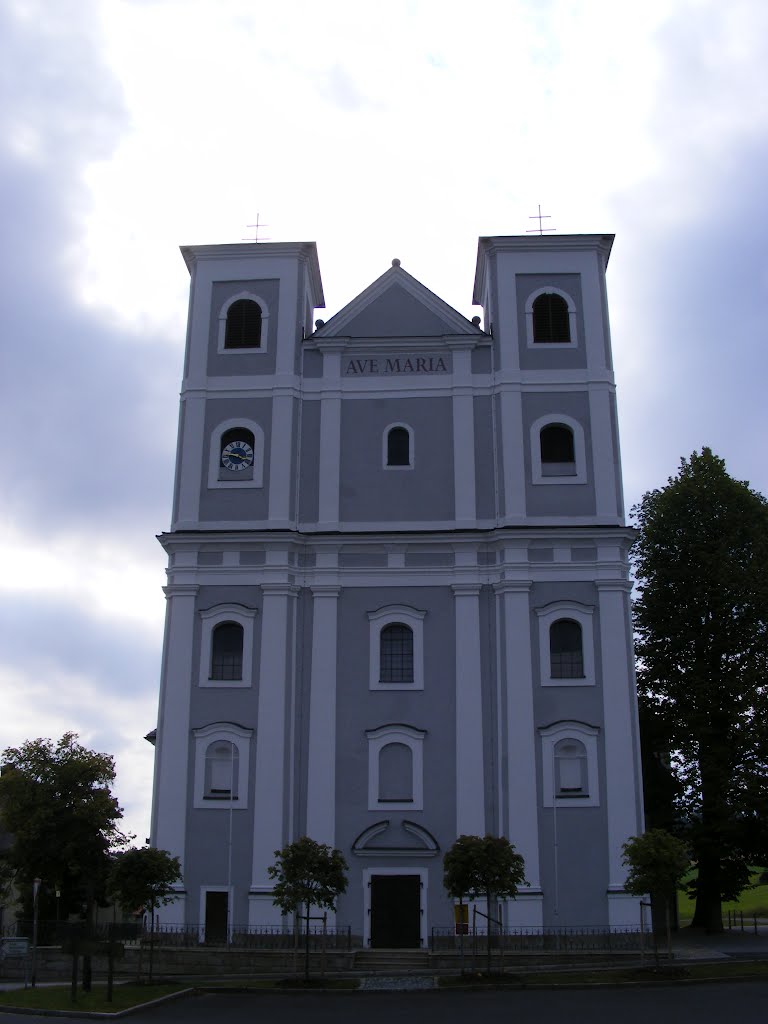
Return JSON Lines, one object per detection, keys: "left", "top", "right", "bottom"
{"left": 149, "top": 232, "right": 645, "bottom": 947}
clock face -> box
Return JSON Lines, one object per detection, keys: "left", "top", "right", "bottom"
{"left": 221, "top": 440, "right": 254, "bottom": 471}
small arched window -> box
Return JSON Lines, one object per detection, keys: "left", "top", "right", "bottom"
{"left": 378, "top": 742, "right": 413, "bottom": 802}
{"left": 549, "top": 619, "right": 584, "bottom": 679}
{"left": 540, "top": 424, "right": 575, "bottom": 476}
{"left": 532, "top": 293, "right": 571, "bottom": 343}
{"left": 219, "top": 427, "right": 256, "bottom": 475}
{"left": 210, "top": 622, "right": 244, "bottom": 681}
{"left": 205, "top": 741, "right": 239, "bottom": 798}
{"left": 554, "top": 738, "right": 587, "bottom": 796}
{"left": 386, "top": 426, "right": 411, "bottom": 467}
{"left": 224, "top": 299, "right": 262, "bottom": 349}
{"left": 380, "top": 623, "right": 414, "bottom": 683}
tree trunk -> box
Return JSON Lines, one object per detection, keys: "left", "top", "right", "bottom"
{"left": 690, "top": 853, "right": 723, "bottom": 932}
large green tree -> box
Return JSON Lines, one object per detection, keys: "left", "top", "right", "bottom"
{"left": 0, "top": 733, "right": 129, "bottom": 922}
{"left": 443, "top": 834, "right": 526, "bottom": 972}
{"left": 631, "top": 449, "right": 768, "bottom": 932}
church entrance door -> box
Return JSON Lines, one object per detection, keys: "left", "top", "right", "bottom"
{"left": 370, "top": 874, "right": 421, "bottom": 948}
{"left": 204, "top": 891, "right": 228, "bottom": 944}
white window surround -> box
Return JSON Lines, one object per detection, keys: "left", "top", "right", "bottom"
{"left": 535, "top": 601, "right": 595, "bottom": 687}
{"left": 208, "top": 418, "right": 265, "bottom": 489}
{"left": 525, "top": 286, "right": 578, "bottom": 349}
{"left": 366, "top": 724, "right": 426, "bottom": 811}
{"left": 530, "top": 414, "right": 587, "bottom": 486}
{"left": 193, "top": 722, "right": 252, "bottom": 809}
{"left": 199, "top": 604, "right": 257, "bottom": 688}
{"left": 540, "top": 721, "right": 600, "bottom": 808}
{"left": 368, "top": 605, "right": 426, "bottom": 691}
{"left": 217, "top": 291, "right": 270, "bottom": 354}
{"left": 382, "top": 422, "right": 414, "bottom": 470}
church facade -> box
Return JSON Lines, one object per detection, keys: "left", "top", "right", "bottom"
{"left": 149, "top": 233, "right": 644, "bottom": 946}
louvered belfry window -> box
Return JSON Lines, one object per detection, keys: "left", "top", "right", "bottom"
{"left": 224, "top": 299, "right": 262, "bottom": 348}
{"left": 387, "top": 426, "right": 410, "bottom": 466}
{"left": 532, "top": 293, "right": 570, "bottom": 343}
{"left": 540, "top": 424, "right": 575, "bottom": 465}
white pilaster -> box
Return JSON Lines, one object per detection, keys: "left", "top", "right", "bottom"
{"left": 495, "top": 581, "right": 542, "bottom": 898}
{"left": 267, "top": 393, "right": 295, "bottom": 525}
{"left": 151, "top": 583, "right": 198, "bottom": 922}
{"left": 597, "top": 580, "right": 644, "bottom": 895}
{"left": 588, "top": 387, "right": 619, "bottom": 520}
{"left": 306, "top": 585, "right": 341, "bottom": 845}
{"left": 175, "top": 396, "right": 205, "bottom": 528}
{"left": 452, "top": 583, "right": 485, "bottom": 835}
{"left": 498, "top": 390, "right": 526, "bottom": 522}
{"left": 451, "top": 347, "right": 477, "bottom": 525}
{"left": 318, "top": 348, "right": 342, "bottom": 528}
{"left": 250, "top": 583, "right": 297, "bottom": 926}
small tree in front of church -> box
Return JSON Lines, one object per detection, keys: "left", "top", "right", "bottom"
{"left": 269, "top": 836, "right": 348, "bottom": 981}
{"left": 443, "top": 834, "right": 526, "bottom": 974}
{"left": 622, "top": 829, "right": 690, "bottom": 963}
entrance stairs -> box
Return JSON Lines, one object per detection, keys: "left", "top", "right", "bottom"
{"left": 353, "top": 949, "right": 431, "bottom": 975}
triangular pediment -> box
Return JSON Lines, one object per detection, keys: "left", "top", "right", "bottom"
{"left": 312, "top": 263, "right": 483, "bottom": 340}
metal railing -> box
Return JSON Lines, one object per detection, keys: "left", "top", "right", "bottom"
{"left": 430, "top": 924, "right": 645, "bottom": 953}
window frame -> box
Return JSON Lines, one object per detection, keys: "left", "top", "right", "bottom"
{"left": 208, "top": 418, "right": 265, "bottom": 490}
{"left": 217, "top": 292, "right": 270, "bottom": 354}
{"left": 382, "top": 423, "right": 414, "bottom": 470}
{"left": 199, "top": 604, "right": 257, "bottom": 688}
{"left": 366, "top": 724, "right": 426, "bottom": 811}
{"left": 525, "top": 287, "right": 578, "bottom": 349}
{"left": 540, "top": 721, "right": 599, "bottom": 808}
{"left": 530, "top": 414, "right": 587, "bottom": 486}
{"left": 193, "top": 722, "right": 252, "bottom": 809}
{"left": 535, "top": 601, "right": 595, "bottom": 687}
{"left": 368, "top": 605, "right": 426, "bottom": 691}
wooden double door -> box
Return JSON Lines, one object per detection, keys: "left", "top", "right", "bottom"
{"left": 370, "top": 874, "right": 421, "bottom": 948}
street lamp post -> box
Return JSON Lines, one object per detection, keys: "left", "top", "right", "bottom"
{"left": 31, "top": 878, "right": 41, "bottom": 988}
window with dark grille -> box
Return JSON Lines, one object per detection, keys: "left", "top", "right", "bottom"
{"left": 380, "top": 623, "right": 414, "bottom": 682}
{"left": 550, "top": 619, "right": 584, "bottom": 678}
{"left": 540, "top": 424, "right": 575, "bottom": 466}
{"left": 554, "top": 738, "right": 587, "bottom": 795}
{"left": 532, "top": 293, "right": 570, "bottom": 343}
{"left": 210, "top": 622, "right": 244, "bottom": 680}
{"left": 224, "top": 299, "right": 262, "bottom": 349}
{"left": 205, "top": 741, "right": 239, "bottom": 798}
{"left": 387, "top": 426, "right": 411, "bottom": 466}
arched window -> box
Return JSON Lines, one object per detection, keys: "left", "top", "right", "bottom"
{"left": 210, "top": 622, "right": 244, "bottom": 681}
{"left": 549, "top": 619, "right": 584, "bottom": 679}
{"left": 224, "top": 299, "right": 262, "bottom": 349}
{"left": 219, "top": 427, "right": 256, "bottom": 475}
{"left": 532, "top": 293, "right": 571, "bottom": 343}
{"left": 386, "top": 426, "right": 411, "bottom": 467}
{"left": 366, "top": 724, "right": 426, "bottom": 810}
{"left": 540, "top": 424, "right": 575, "bottom": 475}
{"left": 205, "top": 740, "right": 239, "bottom": 799}
{"left": 380, "top": 623, "right": 414, "bottom": 683}
{"left": 554, "top": 738, "right": 588, "bottom": 797}
{"left": 378, "top": 742, "right": 413, "bottom": 802}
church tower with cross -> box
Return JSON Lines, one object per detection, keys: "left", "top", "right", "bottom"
{"left": 149, "top": 232, "right": 644, "bottom": 945}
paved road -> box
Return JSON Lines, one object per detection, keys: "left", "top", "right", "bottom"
{"left": 2, "top": 984, "right": 768, "bottom": 1024}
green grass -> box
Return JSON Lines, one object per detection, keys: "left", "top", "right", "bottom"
{"left": 0, "top": 982, "right": 187, "bottom": 1013}
{"left": 677, "top": 866, "right": 768, "bottom": 923}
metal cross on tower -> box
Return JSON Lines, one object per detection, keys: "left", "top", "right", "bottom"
{"left": 243, "top": 213, "right": 270, "bottom": 242}
{"left": 526, "top": 205, "right": 555, "bottom": 235}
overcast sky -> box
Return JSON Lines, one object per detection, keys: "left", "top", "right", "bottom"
{"left": 1, "top": 0, "right": 767, "bottom": 845}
